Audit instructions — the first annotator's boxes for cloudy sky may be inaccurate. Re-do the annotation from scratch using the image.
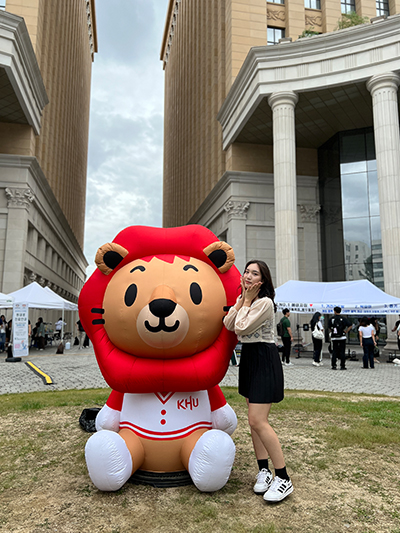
[84,0,168,276]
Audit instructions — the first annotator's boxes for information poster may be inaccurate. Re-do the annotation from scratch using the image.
[13,302,29,357]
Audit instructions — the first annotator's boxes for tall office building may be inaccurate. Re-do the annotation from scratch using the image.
[0,0,97,299]
[161,0,400,305]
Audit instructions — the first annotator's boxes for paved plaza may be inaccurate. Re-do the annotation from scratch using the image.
[0,344,399,397]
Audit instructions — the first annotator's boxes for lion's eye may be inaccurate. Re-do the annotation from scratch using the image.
[190,282,202,305]
[124,284,138,307]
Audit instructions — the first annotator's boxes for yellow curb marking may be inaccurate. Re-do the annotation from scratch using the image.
[26,362,53,385]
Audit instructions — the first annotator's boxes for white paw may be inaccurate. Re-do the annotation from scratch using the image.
[85,430,132,491]
[188,429,235,492]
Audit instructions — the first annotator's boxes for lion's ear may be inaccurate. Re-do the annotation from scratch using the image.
[95,243,129,275]
[203,241,235,273]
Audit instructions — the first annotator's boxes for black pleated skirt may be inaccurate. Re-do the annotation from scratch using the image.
[238,342,284,404]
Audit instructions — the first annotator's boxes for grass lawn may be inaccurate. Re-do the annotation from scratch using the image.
[1,388,399,533]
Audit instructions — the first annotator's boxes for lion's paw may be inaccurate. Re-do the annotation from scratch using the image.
[85,430,132,491]
[188,429,235,492]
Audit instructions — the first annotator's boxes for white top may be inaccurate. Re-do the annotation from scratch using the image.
[223,296,275,343]
[359,325,374,338]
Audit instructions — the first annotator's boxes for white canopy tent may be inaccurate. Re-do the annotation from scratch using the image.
[4,282,78,347]
[43,286,78,340]
[5,282,76,310]
[43,286,78,311]
[0,292,13,306]
[275,280,400,315]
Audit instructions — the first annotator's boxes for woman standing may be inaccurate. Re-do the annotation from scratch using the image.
[0,315,6,352]
[310,312,324,367]
[358,316,376,369]
[36,317,45,351]
[223,260,293,503]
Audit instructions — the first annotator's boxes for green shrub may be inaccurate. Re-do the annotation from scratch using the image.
[336,11,369,30]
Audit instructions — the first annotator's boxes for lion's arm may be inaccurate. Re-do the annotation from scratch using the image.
[95,390,123,432]
[208,386,237,436]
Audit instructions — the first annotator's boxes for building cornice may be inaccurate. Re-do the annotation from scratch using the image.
[188,172,319,226]
[188,171,274,225]
[0,155,88,272]
[218,14,400,150]
[86,0,98,60]
[0,11,49,134]
[160,0,181,68]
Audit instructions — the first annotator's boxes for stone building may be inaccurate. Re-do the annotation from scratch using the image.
[0,0,97,301]
[160,0,400,311]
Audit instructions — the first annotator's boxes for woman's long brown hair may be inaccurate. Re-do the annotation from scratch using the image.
[244,260,277,312]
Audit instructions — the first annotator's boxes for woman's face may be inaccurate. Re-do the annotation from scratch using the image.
[243,263,262,287]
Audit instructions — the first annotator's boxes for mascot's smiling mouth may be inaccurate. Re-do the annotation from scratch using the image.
[145,317,180,333]
[145,297,181,333]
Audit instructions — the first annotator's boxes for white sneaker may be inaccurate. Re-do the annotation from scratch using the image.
[392,358,400,365]
[263,476,294,502]
[312,362,320,367]
[319,361,324,366]
[253,468,273,494]
[285,362,294,366]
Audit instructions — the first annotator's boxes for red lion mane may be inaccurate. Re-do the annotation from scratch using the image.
[78,225,240,393]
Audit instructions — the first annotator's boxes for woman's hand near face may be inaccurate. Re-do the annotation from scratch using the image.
[233,277,246,311]
[243,281,262,306]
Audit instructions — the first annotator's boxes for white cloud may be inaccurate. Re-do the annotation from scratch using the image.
[84,0,167,278]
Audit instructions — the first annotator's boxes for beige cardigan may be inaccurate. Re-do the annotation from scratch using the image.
[223,296,275,343]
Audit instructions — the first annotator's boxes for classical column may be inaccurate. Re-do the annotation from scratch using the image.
[366,73,400,351]
[224,200,250,273]
[268,91,299,287]
[2,187,35,292]
[366,73,400,298]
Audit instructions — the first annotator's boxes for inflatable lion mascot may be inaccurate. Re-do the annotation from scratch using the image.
[78,225,240,492]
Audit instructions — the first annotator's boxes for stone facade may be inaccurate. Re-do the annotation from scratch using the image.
[161,2,400,349]
[0,1,97,298]
[161,2,400,294]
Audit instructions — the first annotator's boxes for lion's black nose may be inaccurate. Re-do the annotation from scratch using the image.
[149,299,177,318]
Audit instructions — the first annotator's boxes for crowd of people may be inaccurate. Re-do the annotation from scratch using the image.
[274,308,390,370]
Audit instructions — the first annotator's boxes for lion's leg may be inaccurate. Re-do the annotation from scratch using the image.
[181,429,236,492]
[85,429,144,492]
[119,428,145,471]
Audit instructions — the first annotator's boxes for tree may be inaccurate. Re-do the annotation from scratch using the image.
[298,27,320,39]
[336,11,369,30]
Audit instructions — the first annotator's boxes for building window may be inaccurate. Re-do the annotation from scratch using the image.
[376,0,389,15]
[341,0,355,13]
[319,128,384,290]
[304,0,321,9]
[267,27,285,45]
[0,1,5,10]
[268,0,284,4]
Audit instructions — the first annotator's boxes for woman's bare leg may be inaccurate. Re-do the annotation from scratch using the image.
[247,401,285,469]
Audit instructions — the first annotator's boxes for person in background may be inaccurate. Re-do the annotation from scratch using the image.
[55,317,66,340]
[370,317,380,364]
[223,260,293,503]
[6,319,12,357]
[76,319,85,349]
[359,316,376,369]
[392,315,400,353]
[0,314,6,352]
[36,317,45,351]
[310,312,324,367]
[328,307,352,370]
[28,320,32,347]
[281,309,293,366]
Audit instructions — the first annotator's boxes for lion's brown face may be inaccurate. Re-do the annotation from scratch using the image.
[102,256,227,359]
